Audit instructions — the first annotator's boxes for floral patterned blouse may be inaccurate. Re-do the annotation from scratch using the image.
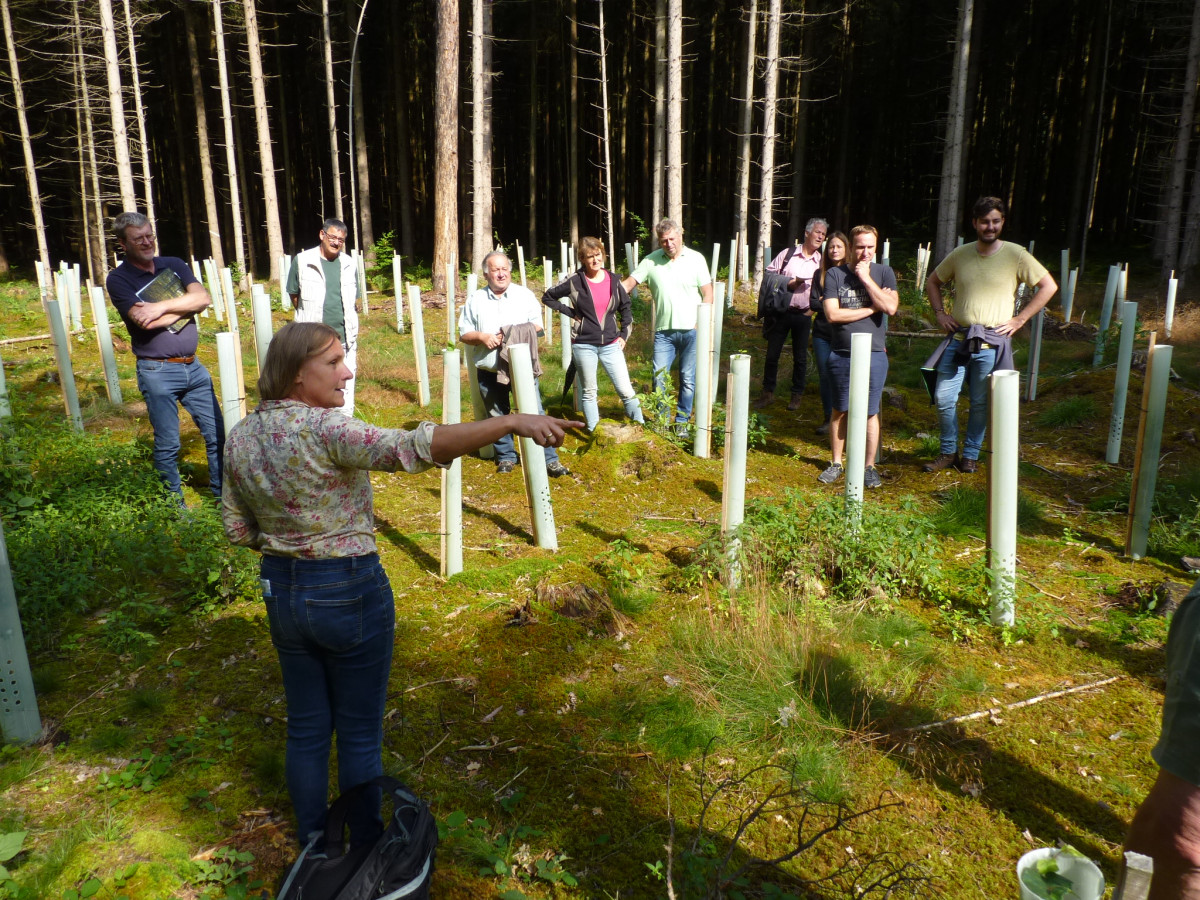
[222,400,445,558]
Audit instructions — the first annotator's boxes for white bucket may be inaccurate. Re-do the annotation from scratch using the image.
[1017,847,1105,900]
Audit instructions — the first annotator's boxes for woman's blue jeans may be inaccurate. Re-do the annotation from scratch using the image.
[261,553,395,847]
[572,341,644,429]
[812,333,834,421]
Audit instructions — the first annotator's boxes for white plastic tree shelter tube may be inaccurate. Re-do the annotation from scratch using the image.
[844,332,871,515]
[1062,268,1078,322]
[1093,264,1120,366]
[357,249,369,317]
[221,270,247,417]
[693,303,713,458]
[1026,309,1044,402]
[252,285,273,374]
[711,284,726,405]
[445,262,456,344]
[710,242,721,282]
[33,260,47,302]
[988,369,1020,626]
[463,345,493,459]
[0,351,10,418]
[516,243,527,287]
[1166,276,1178,339]
[89,286,122,404]
[1106,301,1138,465]
[560,241,568,276]
[406,284,430,407]
[203,260,226,322]
[44,300,83,431]
[392,256,404,333]
[1127,344,1173,559]
[632,240,639,269]
[215,331,244,431]
[0,516,43,744]
[625,243,634,274]
[67,265,82,330]
[726,238,736,306]
[440,349,463,578]
[508,343,558,550]
[721,354,751,589]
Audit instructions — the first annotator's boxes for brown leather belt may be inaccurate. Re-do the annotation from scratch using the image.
[143,355,196,364]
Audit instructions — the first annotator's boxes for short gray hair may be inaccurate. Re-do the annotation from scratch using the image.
[654,218,682,240]
[481,250,510,271]
[804,217,829,236]
[321,217,348,235]
[112,212,149,241]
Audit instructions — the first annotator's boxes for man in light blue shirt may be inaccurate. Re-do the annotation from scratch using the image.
[621,219,712,433]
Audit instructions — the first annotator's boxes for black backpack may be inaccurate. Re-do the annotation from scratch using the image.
[276,776,437,900]
[756,245,800,319]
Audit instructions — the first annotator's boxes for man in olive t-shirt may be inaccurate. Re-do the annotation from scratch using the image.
[924,196,1057,473]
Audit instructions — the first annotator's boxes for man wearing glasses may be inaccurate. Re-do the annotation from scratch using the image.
[286,218,361,415]
[106,211,224,504]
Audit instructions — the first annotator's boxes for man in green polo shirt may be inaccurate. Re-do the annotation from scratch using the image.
[621,219,712,435]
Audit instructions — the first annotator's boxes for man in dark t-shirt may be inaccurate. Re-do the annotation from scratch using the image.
[817,224,898,489]
[105,211,224,502]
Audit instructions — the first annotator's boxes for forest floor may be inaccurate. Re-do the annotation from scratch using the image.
[0,258,1198,900]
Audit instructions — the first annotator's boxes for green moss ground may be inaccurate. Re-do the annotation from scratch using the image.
[0,260,1197,898]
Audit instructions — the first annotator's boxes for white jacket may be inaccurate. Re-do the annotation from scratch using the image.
[292,246,359,349]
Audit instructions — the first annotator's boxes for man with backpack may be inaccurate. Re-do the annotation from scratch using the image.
[754,217,828,411]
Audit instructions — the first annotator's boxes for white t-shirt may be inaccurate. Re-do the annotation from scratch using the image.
[458,283,543,371]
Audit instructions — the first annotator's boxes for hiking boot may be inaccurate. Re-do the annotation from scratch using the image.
[752,391,775,410]
[673,422,690,440]
[546,460,570,478]
[923,453,958,473]
[817,463,843,484]
[787,393,803,411]
[496,460,516,474]
[958,457,979,474]
[815,420,831,436]
[863,467,883,489]
[1183,556,1200,573]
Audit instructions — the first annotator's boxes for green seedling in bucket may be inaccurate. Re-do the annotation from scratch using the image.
[1021,845,1086,900]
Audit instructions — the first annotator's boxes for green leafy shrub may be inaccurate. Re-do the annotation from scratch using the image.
[1,423,257,650]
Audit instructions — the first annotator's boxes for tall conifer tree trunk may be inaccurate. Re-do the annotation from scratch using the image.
[1161,0,1200,276]
[1,0,50,283]
[185,3,225,270]
[74,0,107,284]
[754,0,780,286]
[597,0,615,257]
[390,0,416,260]
[97,0,137,212]
[934,0,974,262]
[665,0,683,224]
[734,0,757,282]
[471,0,493,271]
[322,0,344,220]
[568,0,580,246]
[432,0,460,293]
[244,0,284,283]
[651,0,665,227]
[349,2,374,263]
[122,0,155,229]
[212,0,248,286]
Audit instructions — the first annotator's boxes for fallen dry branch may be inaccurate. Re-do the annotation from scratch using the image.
[893,675,1123,734]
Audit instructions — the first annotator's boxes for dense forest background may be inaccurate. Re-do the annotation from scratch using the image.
[2,0,1199,291]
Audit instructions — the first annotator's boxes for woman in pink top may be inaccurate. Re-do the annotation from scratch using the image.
[223,322,578,849]
[541,236,644,430]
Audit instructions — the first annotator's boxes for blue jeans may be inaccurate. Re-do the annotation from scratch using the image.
[812,333,834,421]
[652,329,697,423]
[934,341,997,461]
[572,342,644,430]
[475,369,561,466]
[134,357,224,499]
[261,553,395,847]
